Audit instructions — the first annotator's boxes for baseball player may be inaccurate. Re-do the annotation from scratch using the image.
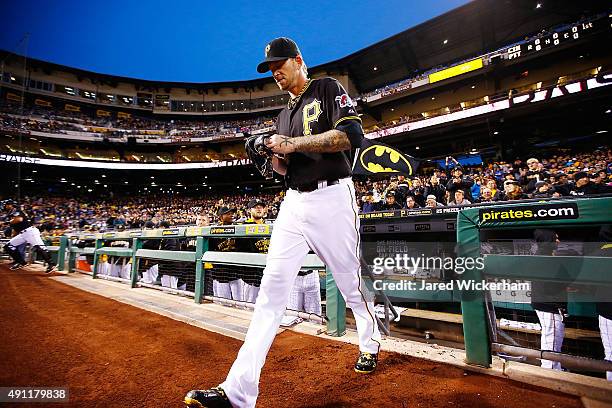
[531,229,566,370]
[185,37,381,408]
[3,201,56,273]
[594,225,612,381]
[140,220,160,284]
[211,207,243,301]
[241,199,269,303]
[158,220,187,291]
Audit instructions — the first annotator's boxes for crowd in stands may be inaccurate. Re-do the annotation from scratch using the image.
[354,147,612,211]
[0,102,275,140]
[2,147,611,238]
[1,193,283,237]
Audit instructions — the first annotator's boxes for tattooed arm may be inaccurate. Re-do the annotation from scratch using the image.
[264,130,350,155]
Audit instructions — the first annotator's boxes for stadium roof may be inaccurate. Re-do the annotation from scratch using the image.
[1,0,607,93]
[332,0,610,92]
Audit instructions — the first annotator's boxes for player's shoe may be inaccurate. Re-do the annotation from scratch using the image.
[45,264,57,274]
[184,387,232,408]
[354,352,378,374]
[9,262,26,270]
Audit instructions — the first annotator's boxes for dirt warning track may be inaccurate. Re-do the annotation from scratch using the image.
[0,265,582,408]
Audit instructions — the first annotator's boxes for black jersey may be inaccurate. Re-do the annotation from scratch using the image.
[209,233,240,284]
[276,77,362,188]
[243,220,270,254]
[11,209,32,233]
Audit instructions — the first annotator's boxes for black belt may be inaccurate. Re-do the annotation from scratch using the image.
[298,270,316,276]
[293,178,340,193]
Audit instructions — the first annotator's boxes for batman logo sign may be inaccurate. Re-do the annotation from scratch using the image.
[359,145,414,175]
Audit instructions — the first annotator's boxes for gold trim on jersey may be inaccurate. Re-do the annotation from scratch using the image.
[333,115,362,128]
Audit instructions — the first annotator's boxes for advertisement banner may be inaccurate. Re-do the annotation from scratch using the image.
[429,58,483,83]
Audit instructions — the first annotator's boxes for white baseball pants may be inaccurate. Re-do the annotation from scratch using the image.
[8,226,45,247]
[141,264,159,284]
[536,310,565,370]
[220,178,381,408]
[287,270,322,315]
[161,275,187,291]
[599,315,612,381]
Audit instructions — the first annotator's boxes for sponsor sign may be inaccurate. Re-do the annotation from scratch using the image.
[479,203,579,224]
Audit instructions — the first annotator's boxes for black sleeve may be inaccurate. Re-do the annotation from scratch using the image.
[322,78,363,149]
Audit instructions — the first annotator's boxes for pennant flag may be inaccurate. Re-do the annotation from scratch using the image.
[352,138,420,177]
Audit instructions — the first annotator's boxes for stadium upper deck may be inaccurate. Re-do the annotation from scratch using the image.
[0,0,610,166]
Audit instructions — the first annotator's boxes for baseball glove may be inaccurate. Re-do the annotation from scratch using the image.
[245,134,273,179]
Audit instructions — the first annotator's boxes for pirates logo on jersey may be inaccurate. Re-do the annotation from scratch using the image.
[353,138,420,176]
[302,99,322,136]
[335,93,353,108]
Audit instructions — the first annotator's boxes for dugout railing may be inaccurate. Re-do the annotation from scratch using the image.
[456,196,612,376]
[58,225,350,333]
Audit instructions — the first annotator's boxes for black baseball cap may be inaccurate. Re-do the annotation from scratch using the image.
[247,198,265,209]
[218,206,235,216]
[257,37,301,73]
[574,171,589,181]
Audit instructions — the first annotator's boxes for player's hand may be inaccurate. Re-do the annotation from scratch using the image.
[265,134,296,154]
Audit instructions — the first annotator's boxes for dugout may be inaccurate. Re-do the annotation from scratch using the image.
[457,196,612,377]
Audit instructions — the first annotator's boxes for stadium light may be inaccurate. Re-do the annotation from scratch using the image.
[431,97,435,100]
[493,131,499,135]
[596,130,608,134]
[373,67,378,71]
[606,109,611,114]
[471,85,475,89]
[535,3,542,9]
[443,39,448,45]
